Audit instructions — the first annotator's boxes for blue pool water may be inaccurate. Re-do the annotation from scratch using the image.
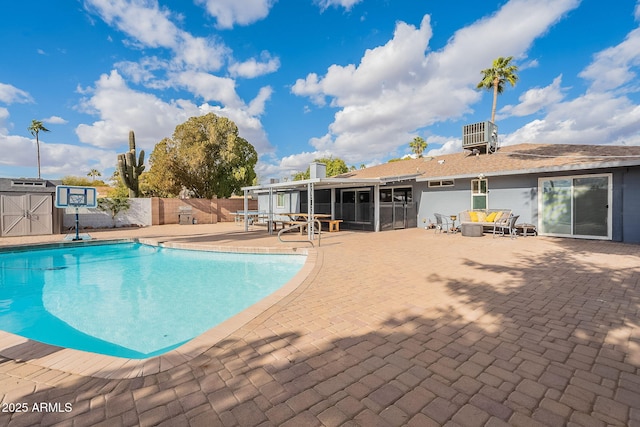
[0,242,305,359]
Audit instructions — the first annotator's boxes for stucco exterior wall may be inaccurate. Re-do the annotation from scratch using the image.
[63,198,152,229]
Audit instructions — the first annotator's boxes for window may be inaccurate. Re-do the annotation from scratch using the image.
[428,179,455,187]
[276,193,286,208]
[11,180,46,187]
[471,179,487,209]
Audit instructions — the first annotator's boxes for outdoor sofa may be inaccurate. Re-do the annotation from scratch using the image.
[458,209,513,231]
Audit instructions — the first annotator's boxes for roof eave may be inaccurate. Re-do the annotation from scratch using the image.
[242,177,382,192]
[415,159,640,182]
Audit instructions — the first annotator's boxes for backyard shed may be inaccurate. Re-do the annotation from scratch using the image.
[0,178,63,237]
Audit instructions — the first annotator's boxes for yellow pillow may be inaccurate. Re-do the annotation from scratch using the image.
[486,212,497,222]
[493,211,503,222]
[469,211,478,222]
[476,212,487,222]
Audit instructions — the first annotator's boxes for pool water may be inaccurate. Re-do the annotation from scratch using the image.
[0,242,305,359]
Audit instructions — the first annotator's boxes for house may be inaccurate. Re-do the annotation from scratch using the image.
[245,142,640,243]
[0,178,64,237]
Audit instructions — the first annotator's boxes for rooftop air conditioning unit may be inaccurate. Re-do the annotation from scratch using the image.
[462,121,498,154]
[309,162,326,179]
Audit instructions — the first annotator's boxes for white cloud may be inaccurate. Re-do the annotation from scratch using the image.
[43,116,68,125]
[248,86,273,116]
[114,57,167,86]
[502,92,640,146]
[173,71,243,107]
[84,0,180,48]
[0,130,115,177]
[499,8,640,148]
[498,75,566,118]
[315,0,363,12]
[578,27,640,92]
[0,83,33,104]
[75,70,273,155]
[229,52,281,78]
[195,0,275,29]
[84,0,227,72]
[76,70,200,149]
[290,0,580,163]
[174,33,228,71]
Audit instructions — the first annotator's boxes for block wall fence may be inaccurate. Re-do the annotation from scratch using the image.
[63,197,258,230]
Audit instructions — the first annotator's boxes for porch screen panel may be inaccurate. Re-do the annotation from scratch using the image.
[357,191,371,223]
[341,191,356,221]
[573,176,608,237]
[540,179,571,235]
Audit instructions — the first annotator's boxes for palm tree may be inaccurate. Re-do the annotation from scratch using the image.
[409,136,427,158]
[88,168,102,182]
[27,119,50,179]
[477,56,518,123]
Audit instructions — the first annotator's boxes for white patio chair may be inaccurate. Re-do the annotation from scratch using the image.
[434,213,452,234]
[493,214,519,238]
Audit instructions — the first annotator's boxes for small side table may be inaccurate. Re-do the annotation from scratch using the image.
[515,223,537,237]
[449,215,458,234]
[461,223,483,237]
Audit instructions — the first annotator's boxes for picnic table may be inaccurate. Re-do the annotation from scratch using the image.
[281,213,343,232]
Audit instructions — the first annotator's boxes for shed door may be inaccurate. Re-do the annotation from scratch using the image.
[1,194,53,236]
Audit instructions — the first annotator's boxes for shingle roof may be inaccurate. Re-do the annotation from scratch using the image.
[337,143,640,181]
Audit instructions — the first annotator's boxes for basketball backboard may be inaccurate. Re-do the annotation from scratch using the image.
[55,185,98,208]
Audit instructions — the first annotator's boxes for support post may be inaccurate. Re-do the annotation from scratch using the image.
[74,208,80,241]
[374,184,381,232]
[268,187,273,235]
[243,189,249,231]
[307,182,314,240]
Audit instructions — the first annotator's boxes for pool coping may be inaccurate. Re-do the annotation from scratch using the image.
[0,238,316,379]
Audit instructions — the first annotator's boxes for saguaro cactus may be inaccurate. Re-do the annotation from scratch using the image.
[117,130,145,197]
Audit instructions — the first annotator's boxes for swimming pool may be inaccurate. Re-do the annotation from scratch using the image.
[0,242,306,359]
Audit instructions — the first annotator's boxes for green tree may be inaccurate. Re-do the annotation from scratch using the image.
[292,157,349,181]
[87,168,102,182]
[476,56,519,123]
[409,136,427,157]
[97,197,131,228]
[146,113,257,198]
[27,119,50,179]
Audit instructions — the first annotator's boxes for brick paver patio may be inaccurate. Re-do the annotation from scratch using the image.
[0,223,638,426]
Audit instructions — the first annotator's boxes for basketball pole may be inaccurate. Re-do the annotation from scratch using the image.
[74,207,80,241]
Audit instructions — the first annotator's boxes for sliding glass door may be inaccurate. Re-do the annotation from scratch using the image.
[538,174,611,239]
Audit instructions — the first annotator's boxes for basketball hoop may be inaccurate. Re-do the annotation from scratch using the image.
[55,186,98,241]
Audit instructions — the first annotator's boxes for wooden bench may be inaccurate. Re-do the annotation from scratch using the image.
[288,220,308,234]
[270,220,290,231]
[319,219,343,232]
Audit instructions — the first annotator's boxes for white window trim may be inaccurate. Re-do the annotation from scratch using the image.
[470,178,488,209]
[428,179,455,188]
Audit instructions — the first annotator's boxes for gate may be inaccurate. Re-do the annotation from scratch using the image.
[1,194,53,236]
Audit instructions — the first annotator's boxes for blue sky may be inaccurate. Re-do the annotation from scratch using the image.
[1,0,640,183]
